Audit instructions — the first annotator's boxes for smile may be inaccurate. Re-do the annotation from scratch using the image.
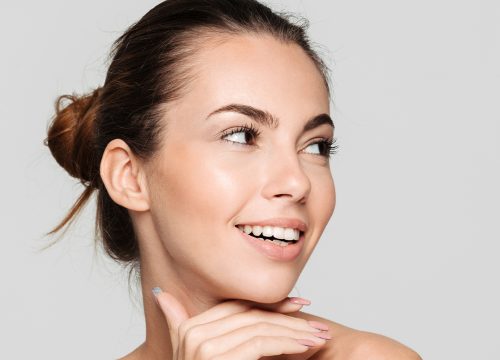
[236,224,305,261]
[236,224,300,245]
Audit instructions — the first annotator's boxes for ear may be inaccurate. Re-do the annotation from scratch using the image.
[100,139,150,211]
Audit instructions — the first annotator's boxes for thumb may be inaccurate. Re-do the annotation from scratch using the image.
[152,287,190,350]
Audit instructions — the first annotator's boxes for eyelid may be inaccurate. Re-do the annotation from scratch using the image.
[219,124,339,157]
[302,137,339,158]
[218,123,261,145]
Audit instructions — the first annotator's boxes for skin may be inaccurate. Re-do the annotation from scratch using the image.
[100,33,421,359]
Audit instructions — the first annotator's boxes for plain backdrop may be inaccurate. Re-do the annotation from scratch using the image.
[1,0,499,359]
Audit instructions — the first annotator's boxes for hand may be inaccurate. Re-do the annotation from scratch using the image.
[153,288,332,359]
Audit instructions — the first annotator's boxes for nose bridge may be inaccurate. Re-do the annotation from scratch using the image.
[260,143,311,202]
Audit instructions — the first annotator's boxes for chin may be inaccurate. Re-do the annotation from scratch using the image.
[228,276,297,304]
[208,254,301,304]
[249,292,293,304]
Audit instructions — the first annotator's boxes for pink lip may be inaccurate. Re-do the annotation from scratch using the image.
[236,227,305,261]
[236,218,308,233]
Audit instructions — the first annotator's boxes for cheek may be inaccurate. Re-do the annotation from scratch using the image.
[311,169,336,225]
[327,174,336,213]
[149,144,252,231]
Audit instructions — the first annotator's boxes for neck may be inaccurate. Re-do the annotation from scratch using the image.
[126,211,221,359]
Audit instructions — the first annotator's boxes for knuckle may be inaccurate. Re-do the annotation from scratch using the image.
[248,307,271,321]
[247,307,261,316]
[251,335,267,349]
[255,321,273,332]
[299,318,310,328]
[178,322,189,338]
[196,339,216,358]
[184,324,203,345]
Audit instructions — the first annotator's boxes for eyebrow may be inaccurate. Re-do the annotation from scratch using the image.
[205,103,334,132]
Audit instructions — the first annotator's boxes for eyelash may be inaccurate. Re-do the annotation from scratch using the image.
[219,124,339,158]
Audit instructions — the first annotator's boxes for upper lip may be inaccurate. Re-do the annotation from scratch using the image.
[236,218,308,233]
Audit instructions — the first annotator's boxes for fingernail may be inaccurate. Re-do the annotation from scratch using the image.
[152,286,162,297]
[289,297,311,305]
[297,339,317,347]
[313,332,332,340]
[308,320,329,331]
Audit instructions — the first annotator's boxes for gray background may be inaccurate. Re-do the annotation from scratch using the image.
[1,0,499,359]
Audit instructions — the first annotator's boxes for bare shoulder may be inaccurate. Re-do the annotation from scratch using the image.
[291,311,422,360]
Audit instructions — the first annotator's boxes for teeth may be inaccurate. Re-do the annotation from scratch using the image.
[262,226,273,237]
[252,225,263,236]
[237,224,301,241]
[266,239,289,246]
[284,228,295,241]
[272,227,284,239]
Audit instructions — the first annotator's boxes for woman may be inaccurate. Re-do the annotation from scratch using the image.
[45,0,421,359]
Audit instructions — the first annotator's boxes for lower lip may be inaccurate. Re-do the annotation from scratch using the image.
[237,228,304,261]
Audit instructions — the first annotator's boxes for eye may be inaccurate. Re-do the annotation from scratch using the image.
[220,126,339,158]
[220,124,260,146]
[303,137,339,158]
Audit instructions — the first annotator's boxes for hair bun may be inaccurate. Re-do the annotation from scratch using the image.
[44,88,101,187]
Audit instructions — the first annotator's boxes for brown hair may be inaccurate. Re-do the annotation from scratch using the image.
[44,0,331,269]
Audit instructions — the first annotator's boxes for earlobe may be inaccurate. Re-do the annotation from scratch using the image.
[99,139,150,211]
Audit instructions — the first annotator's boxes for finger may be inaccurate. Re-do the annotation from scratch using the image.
[242,296,311,314]
[184,296,307,333]
[216,307,326,334]
[173,296,310,359]
[193,321,327,359]
[152,290,317,359]
[213,336,314,360]
[181,308,330,358]
[183,306,325,350]
[153,287,189,352]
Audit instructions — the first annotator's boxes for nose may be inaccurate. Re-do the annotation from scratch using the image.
[260,149,312,204]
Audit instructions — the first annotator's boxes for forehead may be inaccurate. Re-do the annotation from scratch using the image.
[177,32,329,117]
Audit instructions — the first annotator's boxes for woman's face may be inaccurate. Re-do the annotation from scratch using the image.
[145,33,335,303]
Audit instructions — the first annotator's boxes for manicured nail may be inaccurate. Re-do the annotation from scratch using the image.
[289,297,311,305]
[313,332,332,340]
[308,320,329,331]
[152,286,162,297]
[297,339,317,347]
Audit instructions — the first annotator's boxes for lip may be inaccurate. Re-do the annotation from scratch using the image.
[236,218,308,233]
[236,226,305,261]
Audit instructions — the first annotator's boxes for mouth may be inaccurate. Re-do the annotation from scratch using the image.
[235,223,303,246]
[235,224,306,261]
